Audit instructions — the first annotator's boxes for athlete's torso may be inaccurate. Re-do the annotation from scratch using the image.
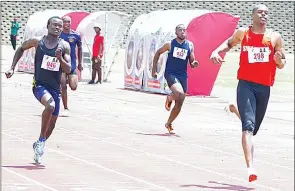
[59,30,81,66]
[34,36,63,91]
[238,26,276,86]
[165,39,191,77]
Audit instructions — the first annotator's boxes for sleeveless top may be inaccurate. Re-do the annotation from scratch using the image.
[33,36,64,91]
[165,39,191,77]
[237,26,276,86]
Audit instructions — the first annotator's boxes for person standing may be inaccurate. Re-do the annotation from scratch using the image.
[88,23,104,84]
[10,17,20,50]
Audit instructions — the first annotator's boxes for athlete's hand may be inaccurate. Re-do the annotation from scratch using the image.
[190,60,199,68]
[5,69,14,78]
[210,51,224,64]
[274,50,283,65]
[77,64,83,71]
[56,48,63,60]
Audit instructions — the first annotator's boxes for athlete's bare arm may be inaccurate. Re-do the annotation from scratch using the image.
[210,27,246,64]
[216,27,246,53]
[189,42,199,68]
[273,32,286,69]
[152,42,170,76]
[11,38,39,71]
[5,38,39,78]
[57,40,71,74]
[77,35,83,68]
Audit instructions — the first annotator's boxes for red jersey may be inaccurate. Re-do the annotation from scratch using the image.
[237,26,277,86]
[92,34,104,58]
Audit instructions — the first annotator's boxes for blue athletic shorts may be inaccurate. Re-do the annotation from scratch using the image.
[164,73,188,93]
[32,84,61,116]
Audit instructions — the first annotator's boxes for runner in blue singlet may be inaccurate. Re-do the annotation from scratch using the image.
[152,24,199,134]
[59,16,83,117]
[5,16,72,164]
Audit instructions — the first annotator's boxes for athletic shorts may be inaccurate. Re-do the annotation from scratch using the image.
[164,73,188,93]
[236,80,270,136]
[32,84,61,116]
[63,68,77,75]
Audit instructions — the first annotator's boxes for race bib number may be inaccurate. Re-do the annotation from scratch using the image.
[248,47,270,63]
[41,55,60,71]
[173,47,188,60]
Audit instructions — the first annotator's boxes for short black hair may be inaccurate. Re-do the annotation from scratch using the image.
[175,24,185,30]
[252,4,268,14]
[47,16,62,27]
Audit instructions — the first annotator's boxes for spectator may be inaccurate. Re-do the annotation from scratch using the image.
[10,17,20,50]
[88,23,104,84]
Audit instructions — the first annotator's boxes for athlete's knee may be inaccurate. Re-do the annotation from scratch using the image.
[174,91,185,100]
[242,120,255,134]
[70,86,77,91]
[174,98,185,109]
[69,82,77,91]
[45,97,55,112]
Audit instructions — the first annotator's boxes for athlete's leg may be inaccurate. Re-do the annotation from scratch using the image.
[164,74,183,111]
[164,74,186,133]
[61,72,71,117]
[68,69,78,91]
[33,86,56,139]
[61,69,77,117]
[46,90,61,139]
[166,83,186,125]
[236,80,257,182]
[253,86,270,136]
[32,85,56,163]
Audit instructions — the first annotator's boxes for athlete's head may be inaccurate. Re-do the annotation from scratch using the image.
[47,16,63,37]
[175,24,186,40]
[62,16,71,31]
[93,23,101,34]
[251,4,269,26]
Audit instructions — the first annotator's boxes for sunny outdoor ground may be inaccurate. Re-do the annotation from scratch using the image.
[2,45,294,191]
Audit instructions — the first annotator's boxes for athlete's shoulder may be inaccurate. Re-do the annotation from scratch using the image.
[270,29,281,37]
[187,40,194,49]
[235,27,248,35]
[70,30,81,37]
[32,36,43,42]
[186,40,193,45]
[59,38,71,51]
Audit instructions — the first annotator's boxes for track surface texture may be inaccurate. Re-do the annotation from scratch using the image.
[2,45,294,191]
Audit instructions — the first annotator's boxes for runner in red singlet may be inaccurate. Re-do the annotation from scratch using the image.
[210,4,286,182]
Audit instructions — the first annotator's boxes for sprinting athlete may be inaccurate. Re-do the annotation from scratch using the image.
[210,4,286,182]
[5,16,71,164]
[59,16,83,117]
[152,24,199,134]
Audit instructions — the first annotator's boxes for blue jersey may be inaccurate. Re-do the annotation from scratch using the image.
[33,37,64,91]
[165,39,191,77]
[59,30,81,68]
